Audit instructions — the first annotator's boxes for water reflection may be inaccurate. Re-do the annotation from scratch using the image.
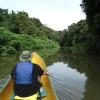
[46,51,100,100]
[48,62,86,100]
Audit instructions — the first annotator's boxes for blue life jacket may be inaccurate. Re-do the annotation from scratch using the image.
[16,61,33,84]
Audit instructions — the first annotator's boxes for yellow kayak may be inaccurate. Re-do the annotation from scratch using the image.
[0,52,58,100]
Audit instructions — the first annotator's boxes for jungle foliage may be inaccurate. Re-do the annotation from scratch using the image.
[0,27,59,55]
[0,8,59,42]
[0,8,60,55]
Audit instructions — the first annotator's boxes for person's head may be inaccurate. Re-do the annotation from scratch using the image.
[19,51,32,61]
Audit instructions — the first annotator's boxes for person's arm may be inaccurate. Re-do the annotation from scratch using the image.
[11,65,17,80]
[36,64,44,76]
[32,63,49,77]
[36,64,49,76]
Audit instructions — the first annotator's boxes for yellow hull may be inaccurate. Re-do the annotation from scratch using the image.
[31,52,57,100]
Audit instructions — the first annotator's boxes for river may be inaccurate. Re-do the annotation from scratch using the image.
[46,51,100,100]
[0,50,100,100]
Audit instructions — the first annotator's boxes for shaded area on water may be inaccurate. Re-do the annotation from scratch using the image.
[0,56,19,79]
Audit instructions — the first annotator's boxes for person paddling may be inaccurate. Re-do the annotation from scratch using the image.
[11,51,46,98]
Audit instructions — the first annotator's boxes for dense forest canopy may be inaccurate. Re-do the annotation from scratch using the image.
[0,8,60,55]
[0,8,60,41]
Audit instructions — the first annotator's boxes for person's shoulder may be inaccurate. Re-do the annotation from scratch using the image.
[32,63,40,67]
[33,63,43,69]
[16,61,23,64]
[16,61,26,66]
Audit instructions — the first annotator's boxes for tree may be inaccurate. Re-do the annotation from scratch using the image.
[60,20,89,52]
[8,10,20,34]
[81,0,100,52]
[0,8,9,27]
